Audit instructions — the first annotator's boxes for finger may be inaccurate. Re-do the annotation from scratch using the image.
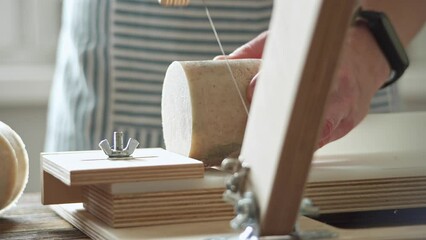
[229,31,268,59]
[247,73,259,103]
[213,55,226,60]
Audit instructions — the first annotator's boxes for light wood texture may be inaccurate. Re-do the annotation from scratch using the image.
[52,203,426,240]
[52,204,237,240]
[240,0,356,235]
[41,148,204,205]
[83,187,233,228]
[80,169,234,228]
[41,148,204,186]
[307,112,426,213]
[306,176,426,213]
[162,60,260,166]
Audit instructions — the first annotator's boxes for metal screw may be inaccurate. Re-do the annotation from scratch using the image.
[114,132,124,151]
[99,131,139,158]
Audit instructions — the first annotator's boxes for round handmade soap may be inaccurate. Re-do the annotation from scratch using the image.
[0,121,29,214]
[162,59,260,166]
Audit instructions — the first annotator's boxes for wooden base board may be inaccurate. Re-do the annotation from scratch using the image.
[52,203,426,240]
[52,204,237,240]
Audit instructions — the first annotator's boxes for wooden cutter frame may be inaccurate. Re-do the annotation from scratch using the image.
[241,0,356,235]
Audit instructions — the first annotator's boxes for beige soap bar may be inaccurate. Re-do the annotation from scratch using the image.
[162,59,260,166]
[0,121,29,214]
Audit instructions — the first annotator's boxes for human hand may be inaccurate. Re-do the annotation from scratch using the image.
[318,23,390,147]
[214,31,267,102]
[216,24,390,148]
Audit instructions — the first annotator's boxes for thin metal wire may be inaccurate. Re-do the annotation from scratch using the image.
[202,0,249,116]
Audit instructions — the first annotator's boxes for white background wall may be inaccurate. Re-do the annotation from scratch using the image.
[0,1,425,193]
[0,0,60,192]
[399,26,426,111]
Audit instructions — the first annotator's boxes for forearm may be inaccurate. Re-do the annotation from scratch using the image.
[361,0,426,47]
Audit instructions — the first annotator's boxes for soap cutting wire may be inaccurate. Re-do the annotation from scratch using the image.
[202,0,249,116]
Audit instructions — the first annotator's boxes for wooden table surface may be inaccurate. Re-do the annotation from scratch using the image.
[0,193,89,239]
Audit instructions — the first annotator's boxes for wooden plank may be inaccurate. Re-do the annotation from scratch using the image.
[241,0,356,235]
[302,112,426,214]
[52,203,426,240]
[52,203,237,240]
[41,148,204,186]
[82,183,233,228]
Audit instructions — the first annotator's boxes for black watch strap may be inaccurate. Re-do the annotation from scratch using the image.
[356,8,409,89]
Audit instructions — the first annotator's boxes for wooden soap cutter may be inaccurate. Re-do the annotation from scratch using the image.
[41,0,426,239]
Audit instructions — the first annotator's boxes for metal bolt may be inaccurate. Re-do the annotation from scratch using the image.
[114,132,124,151]
[99,131,139,158]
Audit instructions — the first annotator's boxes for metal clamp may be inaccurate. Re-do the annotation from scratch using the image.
[219,157,337,240]
[221,157,260,239]
[99,131,139,158]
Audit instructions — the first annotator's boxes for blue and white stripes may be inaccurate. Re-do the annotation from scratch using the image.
[46,0,273,151]
[109,0,273,148]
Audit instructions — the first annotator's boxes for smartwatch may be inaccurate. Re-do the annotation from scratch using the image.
[355,8,409,89]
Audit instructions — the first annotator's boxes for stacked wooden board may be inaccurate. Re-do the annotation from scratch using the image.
[81,169,233,228]
[306,176,426,214]
[306,112,426,214]
[52,203,238,240]
[51,203,426,240]
[41,148,234,228]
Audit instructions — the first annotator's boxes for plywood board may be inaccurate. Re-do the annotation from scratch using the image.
[52,204,426,240]
[241,0,356,235]
[73,168,234,228]
[82,186,233,228]
[304,112,426,213]
[52,204,237,240]
[41,148,204,186]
